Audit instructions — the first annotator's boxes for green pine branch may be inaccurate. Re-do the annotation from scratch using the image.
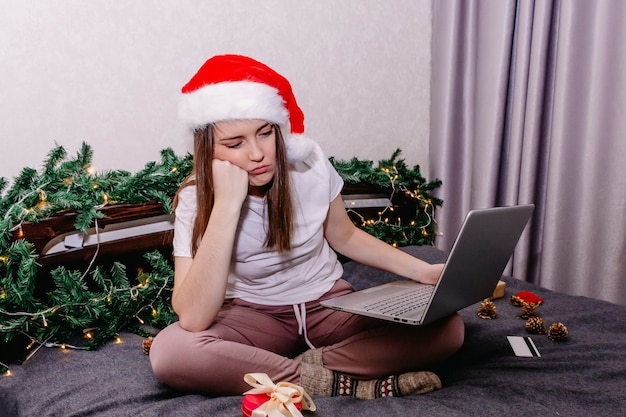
[330,149,442,246]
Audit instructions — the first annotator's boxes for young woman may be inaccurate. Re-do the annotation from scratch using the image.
[149,54,464,399]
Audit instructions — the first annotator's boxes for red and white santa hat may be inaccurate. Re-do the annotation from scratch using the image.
[179,54,315,162]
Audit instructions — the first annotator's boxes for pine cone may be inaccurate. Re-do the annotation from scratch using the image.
[517,302,540,319]
[142,336,154,355]
[548,322,568,342]
[477,299,497,319]
[510,295,524,306]
[525,317,546,334]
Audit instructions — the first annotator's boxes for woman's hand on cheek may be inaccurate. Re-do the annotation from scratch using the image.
[212,159,249,208]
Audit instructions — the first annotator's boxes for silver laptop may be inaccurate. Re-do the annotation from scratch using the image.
[321,204,534,325]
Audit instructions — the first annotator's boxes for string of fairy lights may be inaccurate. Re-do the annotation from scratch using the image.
[344,165,438,246]
[332,150,443,248]
[1,200,176,376]
[0,144,442,376]
[0,142,187,376]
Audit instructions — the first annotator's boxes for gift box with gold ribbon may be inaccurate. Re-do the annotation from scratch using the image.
[242,373,316,417]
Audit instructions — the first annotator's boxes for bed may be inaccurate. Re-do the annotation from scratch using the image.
[1,245,625,417]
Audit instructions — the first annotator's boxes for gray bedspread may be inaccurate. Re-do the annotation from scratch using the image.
[1,246,625,416]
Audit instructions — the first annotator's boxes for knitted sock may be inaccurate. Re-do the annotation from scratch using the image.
[353,372,442,398]
[296,348,334,396]
[296,349,442,399]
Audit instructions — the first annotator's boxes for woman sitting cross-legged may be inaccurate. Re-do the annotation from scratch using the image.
[149,54,464,399]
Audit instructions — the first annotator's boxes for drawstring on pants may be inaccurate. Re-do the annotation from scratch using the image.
[293,303,316,349]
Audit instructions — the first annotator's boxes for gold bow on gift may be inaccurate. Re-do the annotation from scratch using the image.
[243,373,316,417]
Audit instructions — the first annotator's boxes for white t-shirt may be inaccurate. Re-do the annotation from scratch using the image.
[173,144,345,305]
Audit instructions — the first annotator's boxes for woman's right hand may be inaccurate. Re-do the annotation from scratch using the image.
[172,159,249,332]
[211,159,249,207]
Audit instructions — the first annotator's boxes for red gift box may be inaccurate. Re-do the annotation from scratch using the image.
[242,393,303,417]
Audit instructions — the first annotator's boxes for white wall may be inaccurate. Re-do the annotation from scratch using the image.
[0,0,431,182]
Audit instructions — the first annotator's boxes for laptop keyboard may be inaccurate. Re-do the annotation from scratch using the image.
[360,286,433,316]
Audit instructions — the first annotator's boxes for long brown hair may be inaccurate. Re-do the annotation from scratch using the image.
[175,123,294,256]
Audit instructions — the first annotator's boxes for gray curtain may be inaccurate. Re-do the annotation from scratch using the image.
[430,0,626,305]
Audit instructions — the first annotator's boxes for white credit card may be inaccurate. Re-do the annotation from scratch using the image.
[507,336,541,357]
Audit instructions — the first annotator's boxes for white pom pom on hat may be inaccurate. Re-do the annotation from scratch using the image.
[179,54,315,162]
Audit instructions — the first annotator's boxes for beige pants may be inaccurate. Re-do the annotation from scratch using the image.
[149,279,464,395]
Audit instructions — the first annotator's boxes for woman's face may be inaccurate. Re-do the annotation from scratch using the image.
[212,119,277,195]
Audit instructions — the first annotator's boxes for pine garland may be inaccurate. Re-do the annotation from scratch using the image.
[0,143,441,373]
[0,142,191,372]
[330,149,442,246]
[0,142,193,231]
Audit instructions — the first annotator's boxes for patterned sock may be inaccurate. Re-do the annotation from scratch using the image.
[296,349,442,399]
[353,372,442,398]
[299,362,335,397]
